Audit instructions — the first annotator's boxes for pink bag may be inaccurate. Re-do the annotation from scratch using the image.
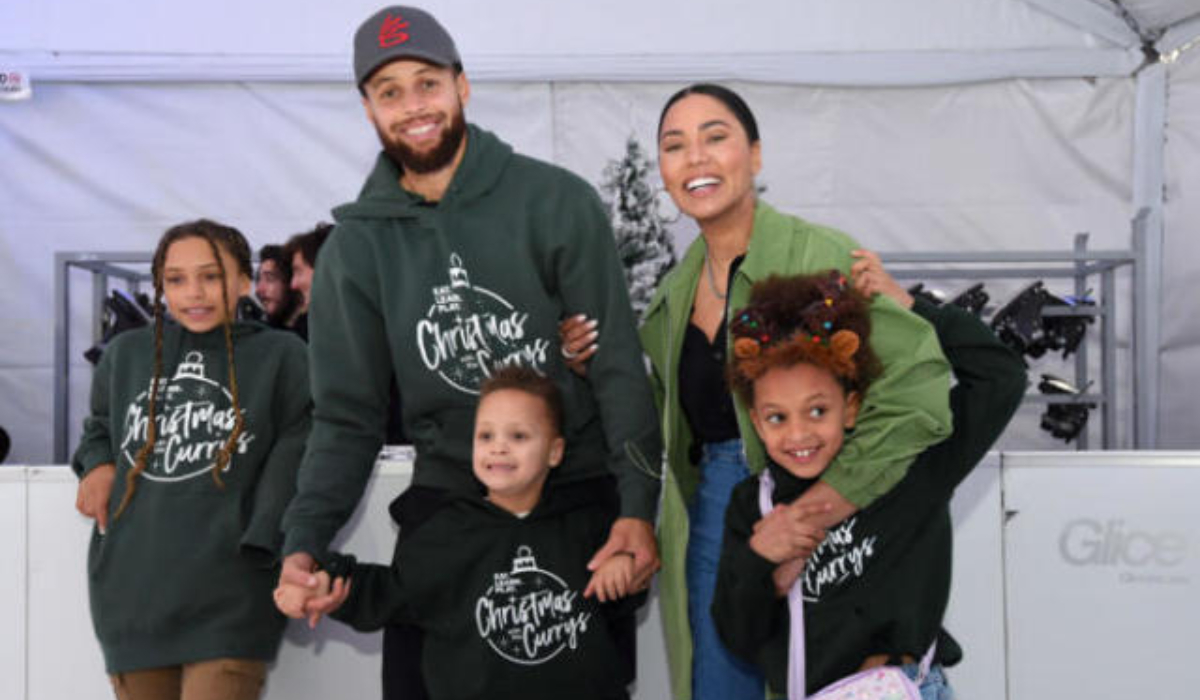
[758,471,928,700]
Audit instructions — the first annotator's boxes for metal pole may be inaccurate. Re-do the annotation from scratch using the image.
[1101,265,1118,448]
[1131,62,1166,448]
[1072,234,1089,450]
[53,254,70,463]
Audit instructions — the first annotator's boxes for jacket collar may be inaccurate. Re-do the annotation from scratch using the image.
[642,198,783,323]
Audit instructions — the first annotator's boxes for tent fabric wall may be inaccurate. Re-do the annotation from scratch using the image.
[0,75,1143,461]
[2,0,1200,464]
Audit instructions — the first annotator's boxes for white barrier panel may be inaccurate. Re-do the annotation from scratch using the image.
[20,453,1196,699]
[0,468,27,700]
[8,458,1005,700]
[944,454,1007,700]
[1003,452,1200,699]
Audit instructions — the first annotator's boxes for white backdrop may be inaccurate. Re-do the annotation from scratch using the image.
[3,0,1198,463]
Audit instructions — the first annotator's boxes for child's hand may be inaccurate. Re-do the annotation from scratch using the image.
[772,557,807,597]
[303,575,353,628]
[749,502,828,564]
[76,463,116,534]
[585,553,634,603]
[274,570,331,620]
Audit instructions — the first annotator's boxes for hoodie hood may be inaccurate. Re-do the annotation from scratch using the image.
[333,123,513,221]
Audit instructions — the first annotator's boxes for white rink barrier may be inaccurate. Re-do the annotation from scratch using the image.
[2,452,1195,700]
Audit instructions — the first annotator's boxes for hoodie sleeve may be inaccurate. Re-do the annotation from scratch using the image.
[331,559,414,632]
[907,298,1026,497]
[240,335,312,565]
[281,227,392,557]
[550,180,663,522]
[72,338,118,478]
[819,287,954,508]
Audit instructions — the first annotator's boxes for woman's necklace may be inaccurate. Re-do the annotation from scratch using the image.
[705,249,728,300]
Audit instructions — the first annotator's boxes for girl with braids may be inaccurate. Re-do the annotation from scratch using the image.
[72,219,311,700]
[711,266,1026,700]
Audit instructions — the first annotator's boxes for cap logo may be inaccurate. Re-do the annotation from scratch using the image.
[378,14,411,48]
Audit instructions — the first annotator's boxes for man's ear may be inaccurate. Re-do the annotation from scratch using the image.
[456,72,471,108]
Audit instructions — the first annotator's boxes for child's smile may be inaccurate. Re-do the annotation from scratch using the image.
[749,363,860,480]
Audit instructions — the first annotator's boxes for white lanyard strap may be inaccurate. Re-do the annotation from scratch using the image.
[758,470,809,700]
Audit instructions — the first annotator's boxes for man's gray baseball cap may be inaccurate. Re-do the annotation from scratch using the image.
[354,6,462,87]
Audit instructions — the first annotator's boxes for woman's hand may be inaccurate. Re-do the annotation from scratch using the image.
[76,463,116,534]
[851,250,913,309]
[558,314,599,377]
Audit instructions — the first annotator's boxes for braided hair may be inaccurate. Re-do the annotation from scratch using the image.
[113,219,252,520]
[727,270,882,406]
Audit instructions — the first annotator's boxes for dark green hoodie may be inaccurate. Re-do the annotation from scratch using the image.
[282,125,662,558]
[73,321,311,672]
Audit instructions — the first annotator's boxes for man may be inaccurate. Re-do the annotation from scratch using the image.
[255,244,303,329]
[279,6,662,698]
[282,223,333,340]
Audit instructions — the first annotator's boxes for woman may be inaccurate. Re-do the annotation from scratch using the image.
[564,84,953,700]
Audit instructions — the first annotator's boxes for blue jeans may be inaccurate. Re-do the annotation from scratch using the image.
[686,440,765,700]
[902,664,955,700]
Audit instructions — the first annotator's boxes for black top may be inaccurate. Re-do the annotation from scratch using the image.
[330,475,642,700]
[678,256,744,448]
[712,299,1027,693]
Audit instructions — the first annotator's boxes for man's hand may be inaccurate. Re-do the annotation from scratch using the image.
[279,552,329,628]
[274,570,331,619]
[749,501,829,564]
[585,517,659,598]
[76,463,116,534]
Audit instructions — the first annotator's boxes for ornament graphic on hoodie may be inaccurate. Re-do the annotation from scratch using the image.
[474,545,593,665]
[119,350,255,481]
[417,253,552,394]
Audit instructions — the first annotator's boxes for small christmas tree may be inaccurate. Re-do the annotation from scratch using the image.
[600,136,677,317]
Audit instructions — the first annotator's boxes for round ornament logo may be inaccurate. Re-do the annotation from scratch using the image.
[416,254,551,394]
[119,351,253,481]
[474,546,592,665]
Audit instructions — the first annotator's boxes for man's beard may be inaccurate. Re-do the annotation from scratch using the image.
[377,106,467,175]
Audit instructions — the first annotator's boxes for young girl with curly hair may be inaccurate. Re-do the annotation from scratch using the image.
[713,266,1025,700]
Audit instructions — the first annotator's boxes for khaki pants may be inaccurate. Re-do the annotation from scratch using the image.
[110,658,267,700]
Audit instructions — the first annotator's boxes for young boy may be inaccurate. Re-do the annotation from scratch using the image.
[276,365,642,700]
[712,267,1026,699]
